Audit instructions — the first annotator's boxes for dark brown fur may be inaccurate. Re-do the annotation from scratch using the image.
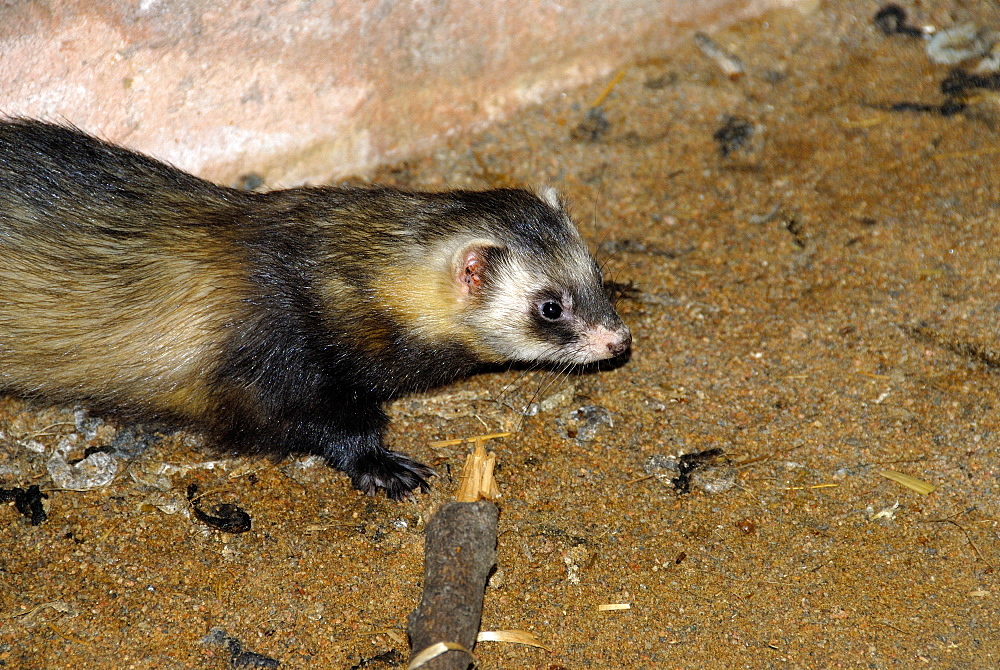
[0,120,630,498]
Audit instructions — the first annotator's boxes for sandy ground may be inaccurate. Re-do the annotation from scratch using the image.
[2,1,999,668]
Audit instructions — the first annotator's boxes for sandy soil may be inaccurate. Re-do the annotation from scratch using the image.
[2,1,999,668]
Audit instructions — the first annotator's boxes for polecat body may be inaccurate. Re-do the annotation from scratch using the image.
[0,119,631,498]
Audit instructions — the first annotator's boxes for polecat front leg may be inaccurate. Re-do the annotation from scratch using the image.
[306,403,435,500]
[261,401,434,500]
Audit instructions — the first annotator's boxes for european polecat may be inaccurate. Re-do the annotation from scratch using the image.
[0,119,631,499]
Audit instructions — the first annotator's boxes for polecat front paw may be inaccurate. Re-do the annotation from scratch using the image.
[345,449,435,500]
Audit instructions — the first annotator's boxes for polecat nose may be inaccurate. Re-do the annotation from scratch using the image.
[588,324,631,359]
[607,326,632,356]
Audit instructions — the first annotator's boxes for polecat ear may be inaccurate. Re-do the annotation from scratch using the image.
[456,243,505,297]
[538,186,563,211]
[457,246,488,296]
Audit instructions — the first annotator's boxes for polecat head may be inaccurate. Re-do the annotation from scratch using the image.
[449,188,632,366]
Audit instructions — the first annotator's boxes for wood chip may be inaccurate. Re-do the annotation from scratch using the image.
[878,470,936,495]
[407,641,474,670]
[597,603,632,611]
[477,629,550,650]
[455,442,501,502]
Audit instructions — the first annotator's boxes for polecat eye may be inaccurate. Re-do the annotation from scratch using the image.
[539,300,563,320]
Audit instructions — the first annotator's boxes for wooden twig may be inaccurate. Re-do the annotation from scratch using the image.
[407,444,500,670]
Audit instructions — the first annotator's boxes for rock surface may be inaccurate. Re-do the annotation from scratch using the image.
[0,0,794,185]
